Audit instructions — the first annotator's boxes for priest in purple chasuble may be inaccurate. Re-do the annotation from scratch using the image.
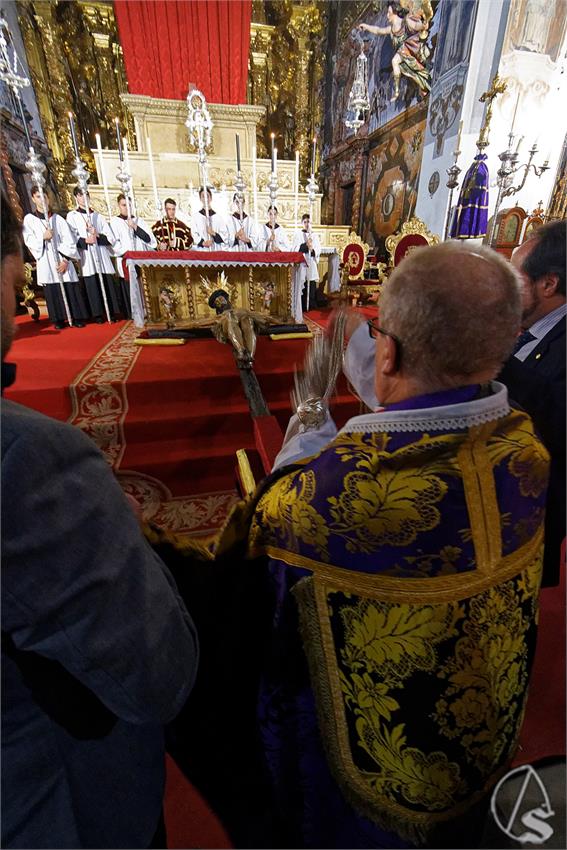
[240,242,549,848]
[151,197,193,251]
[149,243,548,849]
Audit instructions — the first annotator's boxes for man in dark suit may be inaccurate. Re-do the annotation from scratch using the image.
[499,219,566,586]
[1,191,199,849]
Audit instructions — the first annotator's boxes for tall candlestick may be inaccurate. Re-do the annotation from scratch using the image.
[123,136,130,174]
[146,136,160,212]
[115,117,123,161]
[273,147,277,177]
[456,120,463,152]
[236,133,241,172]
[270,132,275,173]
[251,143,258,221]
[95,133,112,218]
[510,90,520,135]
[15,95,32,150]
[294,150,299,230]
[68,112,79,158]
[311,135,317,176]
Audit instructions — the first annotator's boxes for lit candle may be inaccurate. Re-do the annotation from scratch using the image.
[236,133,241,173]
[294,150,299,230]
[68,112,79,158]
[146,136,160,212]
[510,91,520,135]
[271,132,275,173]
[251,143,258,221]
[115,117,123,161]
[456,120,463,152]
[95,133,112,218]
[273,146,277,177]
[311,135,317,176]
[123,136,130,174]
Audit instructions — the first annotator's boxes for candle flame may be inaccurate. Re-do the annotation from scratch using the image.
[270,132,275,139]
[68,111,73,119]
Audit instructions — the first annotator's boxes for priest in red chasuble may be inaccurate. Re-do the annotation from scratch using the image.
[152,198,193,251]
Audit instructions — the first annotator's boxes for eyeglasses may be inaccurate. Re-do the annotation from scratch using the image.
[367,319,402,368]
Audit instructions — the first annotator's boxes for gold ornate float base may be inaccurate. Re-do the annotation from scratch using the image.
[139,262,294,329]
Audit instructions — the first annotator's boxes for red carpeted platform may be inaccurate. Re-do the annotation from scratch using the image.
[4,312,360,531]
[5,315,128,421]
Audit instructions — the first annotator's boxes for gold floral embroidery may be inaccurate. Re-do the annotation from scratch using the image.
[328,466,448,552]
[336,598,467,809]
[252,468,330,557]
[432,562,540,774]
[487,411,550,498]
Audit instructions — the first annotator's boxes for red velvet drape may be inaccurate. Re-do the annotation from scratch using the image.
[113,0,251,104]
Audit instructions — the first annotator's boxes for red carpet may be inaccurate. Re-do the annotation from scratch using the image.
[164,756,232,849]
[5,315,128,421]
[4,312,361,533]
[514,559,566,766]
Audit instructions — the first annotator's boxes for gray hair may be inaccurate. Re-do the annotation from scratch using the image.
[379,241,522,388]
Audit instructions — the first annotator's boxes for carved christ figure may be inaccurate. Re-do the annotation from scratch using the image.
[190,288,279,368]
[359,2,431,102]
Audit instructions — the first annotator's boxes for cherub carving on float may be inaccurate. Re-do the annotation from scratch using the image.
[159,285,178,329]
[359,0,432,102]
[262,281,275,313]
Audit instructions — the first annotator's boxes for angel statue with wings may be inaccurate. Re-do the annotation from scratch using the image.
[359,0,433,102]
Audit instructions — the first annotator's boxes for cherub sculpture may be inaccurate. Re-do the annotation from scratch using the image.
[262,281,275,312]
[159,285,178,328]
[359,1,432,102]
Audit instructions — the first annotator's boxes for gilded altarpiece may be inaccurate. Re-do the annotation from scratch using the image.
[16,0,132,197]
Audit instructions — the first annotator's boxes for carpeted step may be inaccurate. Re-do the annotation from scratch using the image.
[121,438,254,495]
[123,409,255,442]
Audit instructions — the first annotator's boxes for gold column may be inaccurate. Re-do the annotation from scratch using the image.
[249,23,275,109]
[77,2,134,147]
[289,3,322,181]
[17,0,76,187]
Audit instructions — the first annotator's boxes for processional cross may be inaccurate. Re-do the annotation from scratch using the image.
[477,73,507,149]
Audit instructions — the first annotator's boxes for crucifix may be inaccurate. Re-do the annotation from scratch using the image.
[477,73,507,149]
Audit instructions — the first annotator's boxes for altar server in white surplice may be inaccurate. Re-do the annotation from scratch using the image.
[263,205,291,252]
[226,194,262,251]
[293,213,322,311]
[191,187,230,250]
[67,186,123,322]
[111,194,157,316]
[23,186,89,330]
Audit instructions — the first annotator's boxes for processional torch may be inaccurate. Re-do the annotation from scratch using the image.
[0,15,73,327]
[234,132,247,252]
[115,118,137,252]
[186,87,214,250]
[68,112,112,323]
[304,137,319,311]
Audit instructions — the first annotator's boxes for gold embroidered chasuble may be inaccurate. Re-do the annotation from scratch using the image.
[247,387,550,843]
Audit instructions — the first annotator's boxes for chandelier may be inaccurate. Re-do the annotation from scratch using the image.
[345,45,370,134]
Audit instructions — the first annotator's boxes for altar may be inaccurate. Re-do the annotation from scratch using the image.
[124,250,308,329]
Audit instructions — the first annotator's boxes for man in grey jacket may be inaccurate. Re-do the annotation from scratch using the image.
[1,190,199,849]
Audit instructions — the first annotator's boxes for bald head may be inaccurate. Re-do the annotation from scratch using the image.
[379,242,522,392]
